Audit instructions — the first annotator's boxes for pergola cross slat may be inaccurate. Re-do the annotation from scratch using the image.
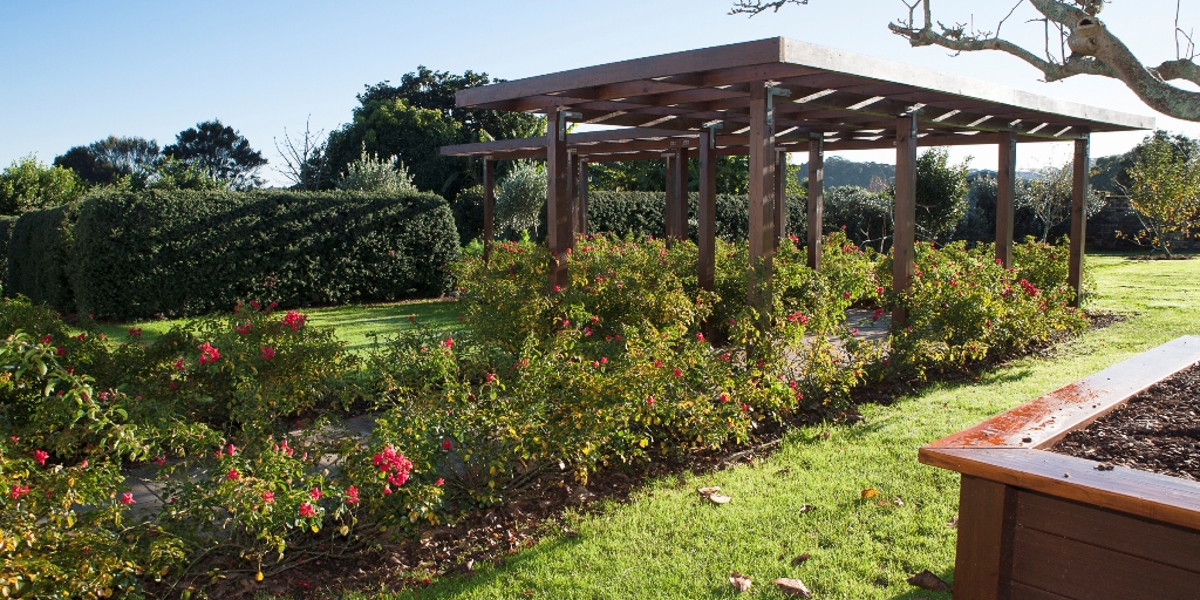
[441,37,1153,315]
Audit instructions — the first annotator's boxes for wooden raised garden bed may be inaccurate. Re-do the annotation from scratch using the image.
[920,336,1200,600]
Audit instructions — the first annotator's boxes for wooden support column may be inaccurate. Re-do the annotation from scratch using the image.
[892,113,918,325]
[996,131,1018,268]
[951,476,1017,600]
[698,130,717,291]
[664,152,678,240]
[1069,134,1090,307]
[567,150,578,238]
[807,137,824,271]
[483,157,495,262]
[577,158,589,236]
[748,83,777,309]
[665,148,688,241]
[546,107,571,290]
[775,149,788,248]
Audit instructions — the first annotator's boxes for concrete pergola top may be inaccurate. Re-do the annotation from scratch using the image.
[442,37,1153,160]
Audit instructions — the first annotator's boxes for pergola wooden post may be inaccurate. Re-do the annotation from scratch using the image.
[893,113,919,325]
[807,137,824,271]
[1069,134,1090,307]
[996,131,1018,267]
[775,149,788,248]
[698,129,717,291]
[483,157,495,262]
[546,107,571,290]
[567,150,578,237]
[576,158,589,236]
[665,147,688,240]
[748,83,777,308]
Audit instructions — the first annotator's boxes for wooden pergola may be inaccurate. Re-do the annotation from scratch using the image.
[441,38,1153,317]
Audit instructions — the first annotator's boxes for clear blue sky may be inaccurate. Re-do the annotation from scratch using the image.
[3,0,1197,185]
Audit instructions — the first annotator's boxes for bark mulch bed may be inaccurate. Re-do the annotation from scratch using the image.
[1054,361,1200,481]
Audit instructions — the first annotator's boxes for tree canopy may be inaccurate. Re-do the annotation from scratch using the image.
[0,155,84,215]
[164,119,267,190]
[731,1,1200,122]
[53,136,160,185]
[324,67,545,200]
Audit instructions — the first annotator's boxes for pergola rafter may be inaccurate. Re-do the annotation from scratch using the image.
[441,38,1153,316]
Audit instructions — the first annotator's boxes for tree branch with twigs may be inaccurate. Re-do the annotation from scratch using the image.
[731,0,1200,122]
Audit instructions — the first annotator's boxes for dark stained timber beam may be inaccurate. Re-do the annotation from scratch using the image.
[673,147,688,240]
[775,149,788,248]
[483,157,495,262]
[1069,135,1090,307]
[546,107,571,291]
[577,158,589,236]
[747,83,776,309]
[893,113,918,325]
[698,130,717,292]
[567,151,579,238]
[996,131,1018,268]
[807,137,824,271]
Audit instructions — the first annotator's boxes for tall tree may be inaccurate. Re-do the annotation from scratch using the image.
[1123,132,1200,256]
[0,155,84,215]
[1020,162,1106,241]
[910,148,971,241]
[324,67,544,199]
[53,136,160,185]
[164,120,267,190]
[731,1,1200,122]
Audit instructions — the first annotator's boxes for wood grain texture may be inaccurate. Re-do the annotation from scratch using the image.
[1016,489,1200,575]
[698,131,716,292]
[1011,526,1200,600]
[806,138,823,271]
[952,476,1016,600]
[996,131,1017,267]
[892,113,917,325]
[1068,135,1089,306]
[921,447,1200,531]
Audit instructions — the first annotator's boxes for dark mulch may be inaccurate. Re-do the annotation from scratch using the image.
[1054,362,1200,481]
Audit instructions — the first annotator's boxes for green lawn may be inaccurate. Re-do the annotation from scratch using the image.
[94,298,462,354]
[317,254,1196,600]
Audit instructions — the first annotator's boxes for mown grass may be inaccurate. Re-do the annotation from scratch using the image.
[93,299,461,354]
[293,254,1196,600]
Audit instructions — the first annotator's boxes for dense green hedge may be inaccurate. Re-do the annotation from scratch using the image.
[586,191,807,241]
[71,189,459,320]
[0,215,17,290]
[6,205,77,313]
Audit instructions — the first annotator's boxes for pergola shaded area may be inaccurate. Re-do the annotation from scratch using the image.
[441,38,1152,316]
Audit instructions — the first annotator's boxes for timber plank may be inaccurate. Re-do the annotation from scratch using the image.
[1011,526,1200,600]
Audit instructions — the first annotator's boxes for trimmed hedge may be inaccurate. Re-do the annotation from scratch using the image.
[0,215,17,290]
[6,205,76,313]
[72,189,459,320]
[586,191,807,241]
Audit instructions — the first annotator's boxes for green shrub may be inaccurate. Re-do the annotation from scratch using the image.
[882,239,1087,378]
[71,189,460,320]
[585,191,807,242]
[6,204,77,313]
[0,216,16,289]
[0,439,186,599]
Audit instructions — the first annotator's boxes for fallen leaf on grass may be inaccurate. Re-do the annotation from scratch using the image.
[907,569,952,592]
[892,497,904,507]
[729,572,752,593]
[945,516,958,529]
[798,504,816,514]
[773,577,812,598]
[775,468,792,476]
[860,488,880,499]
[698,487,731,504]
[791,553,812,566]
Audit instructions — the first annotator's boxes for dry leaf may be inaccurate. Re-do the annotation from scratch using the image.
[708,494,732,504]
[945,516,958,529]
[892,497,905,507]
[697,486,721,497]
[821,430,831,440]
[907,569,952,592]
[860,488,881,499]
[775,468,792,476]
[773,577,812,598]
[798,504,816,513]
[729,572,753,593]
[791,553,812,566]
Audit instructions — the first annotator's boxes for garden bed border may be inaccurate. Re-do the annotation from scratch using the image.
[920,335,1200,600]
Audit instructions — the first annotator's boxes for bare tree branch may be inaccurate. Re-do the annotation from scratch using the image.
[733,0,1200,122]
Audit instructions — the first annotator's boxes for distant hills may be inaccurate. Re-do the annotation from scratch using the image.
[797,156,1053,190]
